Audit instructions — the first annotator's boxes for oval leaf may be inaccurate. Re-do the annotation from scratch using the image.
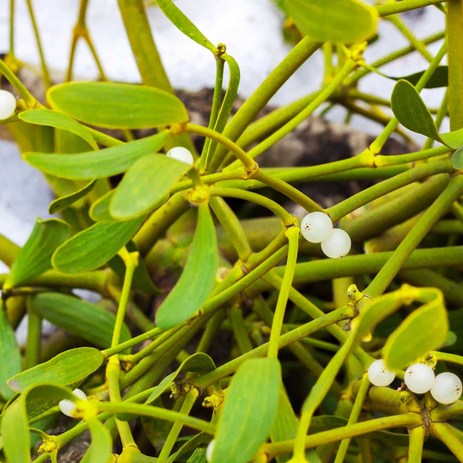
[89,191,117,222]
[441,128,463,149]
[4,219,70,289]
[29,292,131,349]
[451,145,463,169]
[81,418,113,463]
[155,204,218,329]
[19,109,98,150]
[25,384,77,420]
[383,289,448,370]
[23,131,168,180]
[0,305,21,400]
[391,79,441,141]
[283,0,378,43]
[1,397,30,463]
[47,81,188,129]
[52,215,145,274]
[110,154,191,220]
[8,347,104,393]
[49,180,96,214]
[211,358,281,463]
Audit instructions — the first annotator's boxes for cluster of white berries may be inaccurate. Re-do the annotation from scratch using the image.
[166,146,194,165]
[0,89,17,120]
[58,388,87,418]
[301,211,351,258]
[368,359,463,405]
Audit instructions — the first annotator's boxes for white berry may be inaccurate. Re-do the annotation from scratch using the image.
[206,439,215,462]
[404,363,435,394]
[431,372,462,405]
[321,228,351,258]
[0,90,16,120]
[58,388,87,418]
[166,146,194,165]
[301,212,333,243]
[367,359,396,386]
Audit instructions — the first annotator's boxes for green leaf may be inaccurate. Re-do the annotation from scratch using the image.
[52,215,145,273]
[109,241,160,295]
[393,66,448,89]
[89,191,117,222]
[283,0,378,43]
[0,306,21,400]
[1,397,30,463]
[155,204,218,329]
[146,353,215,404]
[23,131,168,180]
[391,79,441,141]
[19,109,98,150]
[25,384,76,420]
[110,154,191,220]
[8,347,104,392]
[451,146,463,169]
[48,180,96,214]
[4,219,70,289]
[47,81,188,129]
[156,0,215,52]
[81,418,113,463]
[441,128,463,149]
[211,358,281,463]
[383,288,448,370]
[29,292,131,349]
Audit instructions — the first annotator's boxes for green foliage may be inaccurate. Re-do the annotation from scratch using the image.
[2,0,463,462]
[47,81,189,129]
[155,203,218,329]
[283,0,378,43]
[211,358,281,463]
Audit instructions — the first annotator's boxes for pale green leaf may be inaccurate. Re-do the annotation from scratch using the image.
[211,358,281,463]
[0,305,21,400]
[89,191,117,222]
[81,418,113,463]
[156,0,215,52]
[383,289,448,370]
[8,347,104,392]
[110,154,191,220]
[52,215,145,274]
[4,219,70,289]
[23,132,168,180]
[19,109,98,150]
[155,204,218,329]
[391,80,441,140]
[29,292,131,349]
[283,0,378,43]
[441,128,463,149]
[48,180,96,214]
[47,81,188,129]
[1,398,30,463]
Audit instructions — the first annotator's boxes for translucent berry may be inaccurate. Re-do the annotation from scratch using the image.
[367,359,396,386]
[166,146,194,165]
[321,228,351,258]
[430,372,462,405]
[300,212,333,243]
[58,388,87,418]
[404,363,435,394]
[0,90,16,120]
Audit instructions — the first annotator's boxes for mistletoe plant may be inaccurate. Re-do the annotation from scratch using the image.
[1,0,463,462]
